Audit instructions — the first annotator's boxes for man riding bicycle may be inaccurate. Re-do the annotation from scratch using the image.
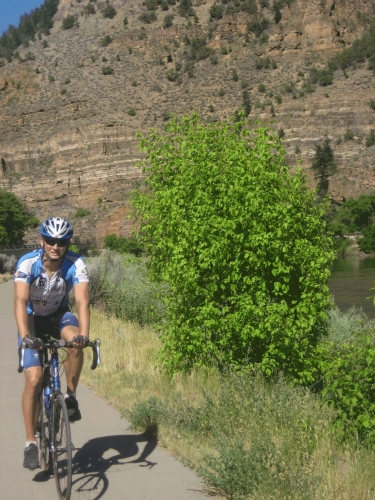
[14,217,90,469]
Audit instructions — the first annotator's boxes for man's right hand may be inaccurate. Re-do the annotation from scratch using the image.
[22,334,43,349]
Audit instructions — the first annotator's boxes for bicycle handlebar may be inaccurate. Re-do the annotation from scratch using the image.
[18,338,101,373]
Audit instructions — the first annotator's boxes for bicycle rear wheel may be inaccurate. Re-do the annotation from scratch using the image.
[51,394,72,500]
[36,391,52,473]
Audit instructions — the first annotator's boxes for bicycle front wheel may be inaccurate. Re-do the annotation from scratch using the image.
[36,391,52,473]
[51,394,72,500]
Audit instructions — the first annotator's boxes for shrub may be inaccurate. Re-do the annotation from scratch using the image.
[62,15,77,30]
[48,74,55,82]
[123,16,128,26]
[85,250,164,325]
[309,67,333,86]
[231,69,238,82]
[344,129,354,141]
[370,99,375,110]
[100,35,112,46]
[145,0,158,10]
[247,17,269,37]
[102,4,116,18]
[128,108,136,116]
[323,327,375,446]
[74,207,90,218]
[133,114,334,380]
[166,69,179,81]
[139,11,157,23]
[209,4,224,20]
[190,37,214,61]
[0,254,17,273]
[163,14,174,28]
[220,46,228,55]
[178,0,195,17]
[258,82,266,93]
[275,94,282,104]
[365,129,375,148]
[102,66,114,75]
[218,87,225,97]
[82,3,95,15]
[210,54,218,65]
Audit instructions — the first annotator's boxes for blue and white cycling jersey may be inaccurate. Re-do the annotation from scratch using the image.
[14,248,89,316]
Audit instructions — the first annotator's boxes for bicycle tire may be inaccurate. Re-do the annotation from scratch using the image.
[36,391,52,473]
[51,394,72,500]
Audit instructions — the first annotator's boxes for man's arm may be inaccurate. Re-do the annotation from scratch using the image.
[14,281,31,338]
[74,282,90,338]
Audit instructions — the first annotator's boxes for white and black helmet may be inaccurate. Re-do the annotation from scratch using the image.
[40,217,73,240]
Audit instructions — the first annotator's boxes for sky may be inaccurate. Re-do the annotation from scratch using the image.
[0,0,45,36]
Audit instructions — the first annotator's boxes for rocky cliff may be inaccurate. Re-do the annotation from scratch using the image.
[0,0,374,246]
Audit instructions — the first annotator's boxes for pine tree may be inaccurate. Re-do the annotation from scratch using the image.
[311,136,336,199]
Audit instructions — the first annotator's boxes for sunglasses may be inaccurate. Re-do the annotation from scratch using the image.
[44,238,69,247]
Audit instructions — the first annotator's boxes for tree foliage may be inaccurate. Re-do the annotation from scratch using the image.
[323,329,375,447]
[133,115,334,382]
[311,136,336,199]
[103,233,143,257]
[328,193,375,235]
[0,189,39,247]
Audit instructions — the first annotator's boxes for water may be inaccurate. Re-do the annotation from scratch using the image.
[329,257,375,319]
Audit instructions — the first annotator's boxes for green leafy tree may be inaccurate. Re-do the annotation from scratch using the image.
[327,193,375,235]
[133,115,334,382]
[359,225,375,253]
[103,233,143,256]
[0,189,39,247]
[311,136,336,199]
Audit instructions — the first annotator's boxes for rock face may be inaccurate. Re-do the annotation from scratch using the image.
[0,0,374,246]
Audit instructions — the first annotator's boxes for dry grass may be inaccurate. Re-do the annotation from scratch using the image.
[81,307,375,500]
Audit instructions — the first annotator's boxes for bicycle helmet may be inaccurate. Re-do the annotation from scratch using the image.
[40,217,73,240]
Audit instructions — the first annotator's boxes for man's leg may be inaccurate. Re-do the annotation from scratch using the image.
[61,325,83,394]
[23,366,43,441]
[22,366,42,468]
[61,324,83,421]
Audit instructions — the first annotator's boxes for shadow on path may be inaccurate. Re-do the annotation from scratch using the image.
[33,432,158,500]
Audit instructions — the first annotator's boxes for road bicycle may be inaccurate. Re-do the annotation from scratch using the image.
[19,337,101,500]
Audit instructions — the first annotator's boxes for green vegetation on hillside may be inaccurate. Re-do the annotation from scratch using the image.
[331,20,375,74]
[0,189,39,247]
[133,114,334,382]
[0,0,59,62]
[103,233,143,256]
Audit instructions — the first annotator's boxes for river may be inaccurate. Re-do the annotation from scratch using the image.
[329,256,375,319]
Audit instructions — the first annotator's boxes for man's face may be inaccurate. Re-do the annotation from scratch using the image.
[41,237,70,261]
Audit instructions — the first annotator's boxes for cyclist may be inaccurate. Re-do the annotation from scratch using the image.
[14,217,90,469]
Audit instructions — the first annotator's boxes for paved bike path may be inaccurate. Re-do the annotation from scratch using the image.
[0,280,213,500]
